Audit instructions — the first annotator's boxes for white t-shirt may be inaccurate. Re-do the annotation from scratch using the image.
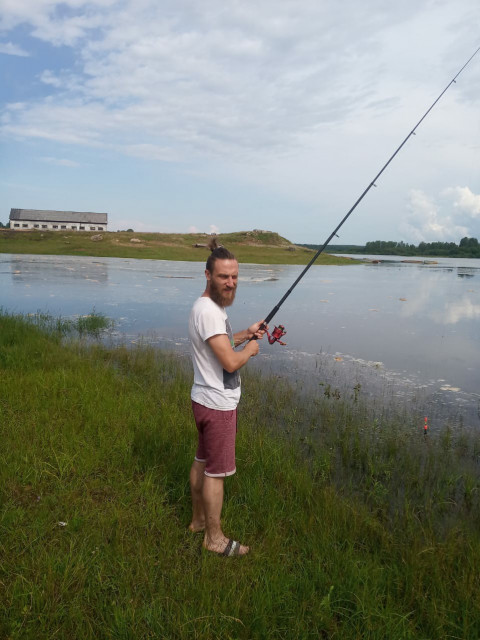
[189,296,241,410]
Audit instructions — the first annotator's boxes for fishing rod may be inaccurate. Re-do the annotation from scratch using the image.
[260,46,480,345]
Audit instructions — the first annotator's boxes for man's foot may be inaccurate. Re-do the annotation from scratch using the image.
[188,520,205,533]
[203,536,249,556]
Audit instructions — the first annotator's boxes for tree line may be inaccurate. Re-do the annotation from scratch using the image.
[301,237,480,258]
[363,237,480,257]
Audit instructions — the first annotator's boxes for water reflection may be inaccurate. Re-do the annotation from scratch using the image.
[10,255,109,283]
[441,298,480,324]
[457,267,477,278]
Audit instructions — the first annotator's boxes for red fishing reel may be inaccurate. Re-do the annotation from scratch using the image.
[266,324,287,346]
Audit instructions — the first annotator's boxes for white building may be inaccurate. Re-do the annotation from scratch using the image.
[9,209,108,231]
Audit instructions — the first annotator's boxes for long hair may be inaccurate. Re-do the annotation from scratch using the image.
[205,236,236,272]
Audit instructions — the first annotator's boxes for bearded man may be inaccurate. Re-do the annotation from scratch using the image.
[188,239,266,556]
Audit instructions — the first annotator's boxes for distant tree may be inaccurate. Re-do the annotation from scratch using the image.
[460,236,479,248]
[127,228,134,232]
[310,237,479,257]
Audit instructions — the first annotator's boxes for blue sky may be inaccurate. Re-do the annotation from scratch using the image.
[1,0,479,244]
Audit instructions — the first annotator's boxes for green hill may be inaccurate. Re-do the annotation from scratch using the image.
[0,229,356,265]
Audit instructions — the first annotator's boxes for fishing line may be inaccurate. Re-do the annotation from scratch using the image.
[260,46,480,333]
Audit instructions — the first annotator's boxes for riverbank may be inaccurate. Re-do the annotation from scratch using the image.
[1,312,480,638]
[0,229,356,265]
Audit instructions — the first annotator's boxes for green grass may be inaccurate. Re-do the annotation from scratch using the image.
[1,313,480,639]
[0,229,356,265]
[4,309,114,338]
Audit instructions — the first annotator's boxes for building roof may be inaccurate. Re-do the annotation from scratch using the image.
[9,209,108,224]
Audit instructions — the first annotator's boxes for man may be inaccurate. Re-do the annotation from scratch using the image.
[188,241,266,557]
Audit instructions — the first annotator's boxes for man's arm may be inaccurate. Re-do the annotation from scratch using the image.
[207,334,259,373]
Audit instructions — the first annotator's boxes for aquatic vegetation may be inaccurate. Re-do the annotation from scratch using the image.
[73,310,114,336]
[0,308,113,338]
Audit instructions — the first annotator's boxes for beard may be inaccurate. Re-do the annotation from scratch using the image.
[209,279,237,307]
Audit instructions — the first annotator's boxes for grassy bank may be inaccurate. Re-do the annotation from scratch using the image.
[1,313,480,639]
[0,229,355,265]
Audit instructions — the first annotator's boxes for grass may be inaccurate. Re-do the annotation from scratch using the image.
[9,309,114,338]
[0,229,356,265]
[1,312,480,638]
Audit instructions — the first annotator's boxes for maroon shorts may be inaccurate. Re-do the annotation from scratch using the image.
[192,400,237,477]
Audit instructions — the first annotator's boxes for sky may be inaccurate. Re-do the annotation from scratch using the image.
[1,0,479,244]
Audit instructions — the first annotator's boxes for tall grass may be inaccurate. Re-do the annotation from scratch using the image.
[1,312,480,639]
[0,308,113,337]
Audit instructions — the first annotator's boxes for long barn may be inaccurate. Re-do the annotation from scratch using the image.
[9,209,108,232]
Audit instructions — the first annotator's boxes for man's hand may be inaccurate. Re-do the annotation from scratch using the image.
[233,321,268,347]
[243,339,259,357]
[247,320,268,340]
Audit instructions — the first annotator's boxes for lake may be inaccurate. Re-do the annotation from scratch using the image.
[1,252,479,428]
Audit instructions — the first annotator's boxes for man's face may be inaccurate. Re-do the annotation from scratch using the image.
[206,258,239,307]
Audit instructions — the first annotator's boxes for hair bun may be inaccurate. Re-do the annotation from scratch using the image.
[205,237,235,271]
[208,236,224,252]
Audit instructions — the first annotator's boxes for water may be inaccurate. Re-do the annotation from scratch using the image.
[1,252,479,427]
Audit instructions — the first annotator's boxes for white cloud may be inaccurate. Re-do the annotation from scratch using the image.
[39,70,63,87]
[0,0,116,45]
[39,156,80,167]
[443,186,480,218]
[0,41,30,56]
[209,224,220,235]
[123,143,180,162]
[2,100,107,145]
[400,188,470,243]
[4,0,478,163]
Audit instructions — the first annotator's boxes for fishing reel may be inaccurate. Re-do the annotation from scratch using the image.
[266,324,287,346]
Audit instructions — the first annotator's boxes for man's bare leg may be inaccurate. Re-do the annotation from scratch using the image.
[202,475,249,555]
[189,459,206,532]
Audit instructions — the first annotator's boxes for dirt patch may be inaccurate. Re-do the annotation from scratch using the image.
[115,242,147,248]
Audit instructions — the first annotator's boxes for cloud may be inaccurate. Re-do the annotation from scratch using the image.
[0,0,116,46]
[443,186,480,218]
[0,41,30,56]
[187,224,219,234]
[1,0,480,243]
[39,70,63,88]
[39,156,80,167]
[123,143,180,162]
[2,100,107,146]
[400,188,473,243]
[3,0,467,162]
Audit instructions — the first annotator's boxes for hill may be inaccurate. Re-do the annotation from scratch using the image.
[0,229,356,265]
